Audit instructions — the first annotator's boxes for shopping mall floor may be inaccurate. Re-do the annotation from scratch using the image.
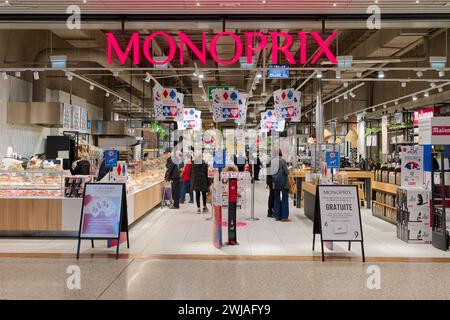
[1,180,450,300]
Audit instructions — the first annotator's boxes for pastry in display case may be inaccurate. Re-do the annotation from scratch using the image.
[0,169,65,198]
[127,157,165,193]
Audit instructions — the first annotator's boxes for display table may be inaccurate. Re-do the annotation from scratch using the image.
[292,170,373,209]
[0,180,165,233]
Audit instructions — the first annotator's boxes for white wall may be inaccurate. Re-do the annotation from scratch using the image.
[0,76,103,159]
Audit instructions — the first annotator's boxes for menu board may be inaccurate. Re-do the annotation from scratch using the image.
[317,185,362,241]
[72,106,81,131]
[80,183,125,238]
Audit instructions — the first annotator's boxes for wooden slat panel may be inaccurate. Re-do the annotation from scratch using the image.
[0,199,62,231]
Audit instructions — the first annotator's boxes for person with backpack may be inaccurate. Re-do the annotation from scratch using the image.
[270,149,290,221]
[191,153,210,214]
[266,155,275,218]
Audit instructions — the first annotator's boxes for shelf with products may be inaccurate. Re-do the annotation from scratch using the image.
[127,157,166,194]
[372,180,399,224]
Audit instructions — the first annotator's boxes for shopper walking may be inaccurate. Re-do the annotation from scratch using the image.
[266,156,275,218]
[191,153,210,214]
[164,148,180,209]
[180,156,194,204]
[270,150,290,221]
[253,153,262,181]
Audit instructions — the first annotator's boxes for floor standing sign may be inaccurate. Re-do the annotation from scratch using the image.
[76,183,129,259]
[228,177,238,245]
[312,185,365,262]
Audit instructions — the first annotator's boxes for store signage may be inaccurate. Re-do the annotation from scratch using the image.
[316,185,362,242]
[413,107,435,126]
[106,31,337,66]
[208,86,229,100]
[79,183,126,239]
[325,151,340,169]
[267,64,290,79]
[104,149,118,168]
[400,145,424,187]
[273,88,301,122]
[76,183,129,259]
[419,117,450,145]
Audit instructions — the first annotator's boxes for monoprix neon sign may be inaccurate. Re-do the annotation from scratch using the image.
[106,31,337,66]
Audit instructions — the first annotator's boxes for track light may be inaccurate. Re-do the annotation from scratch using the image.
[335,69,341,79]
[439,70,445,77]
[416,70,423,78]
[349,92,356,98]
[256,71,263,78]
[438,87,444,93]
[395,100,399,106]
[1,72,7,80]
[15,71,21,78]
[401,82,407,88]
[383,104,387,109]
[424,91,429,97]
[343,93,348,100]
[316,70,323,78]
[412,96,418,101]
[113,71,119,77]
[33,71,39,80]
[335,97,339,103]
[372,107,376,112]
[378,70,385,78]
[105,92,110,97]
[344,116,349,120]
[89,84,94,91]
[116,98,122,103]
[198,80,203,88]
[356,72,362,78]
[343,82,349,88]
[144,72,151,83]
[430,82,436,88]
[198,72,204,79]
[66,72,73,81]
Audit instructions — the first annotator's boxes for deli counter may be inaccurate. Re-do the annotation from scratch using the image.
[0,161,165,234]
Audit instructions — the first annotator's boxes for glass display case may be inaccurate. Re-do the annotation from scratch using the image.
[0,169,65,198]
[127,157,165,193]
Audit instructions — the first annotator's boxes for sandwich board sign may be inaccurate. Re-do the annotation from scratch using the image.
[76,183,129,259]
[312,185,365,262]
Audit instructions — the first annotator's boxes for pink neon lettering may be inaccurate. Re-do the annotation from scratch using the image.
[179,32,207,65]
[106,32,140,65]
[310,32,337,64]
[270,32,296,64]
[143,32,176,65]
[298,32,308,65]
[244,32,268,65]
[210,32,243,65]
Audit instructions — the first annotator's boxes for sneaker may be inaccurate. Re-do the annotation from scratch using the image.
[197,208,201,214]
[282,219,291,222]
[202,207,209,213]
[275,218,282,221]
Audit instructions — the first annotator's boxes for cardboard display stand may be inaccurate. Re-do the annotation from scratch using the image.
[312,185,365,262]
[76,183,130,259]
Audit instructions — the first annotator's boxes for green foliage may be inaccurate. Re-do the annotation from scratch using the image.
[365,127,382,136]
[150,122,167,140]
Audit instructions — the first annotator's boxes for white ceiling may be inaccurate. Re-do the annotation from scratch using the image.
[1,0,450,14]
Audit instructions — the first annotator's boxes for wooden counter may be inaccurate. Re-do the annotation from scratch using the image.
[372,181,399,194]
[0,180,165,233]
[302,182,317,221]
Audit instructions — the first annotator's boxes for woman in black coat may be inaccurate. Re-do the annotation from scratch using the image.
[191,154,210,214]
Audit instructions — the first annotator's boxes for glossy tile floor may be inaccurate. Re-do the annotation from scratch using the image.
[1,180,450,300]
[2,256,450,299]
[0,181,449,259]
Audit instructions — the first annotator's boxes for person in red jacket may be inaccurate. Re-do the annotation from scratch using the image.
[180,156,194,204]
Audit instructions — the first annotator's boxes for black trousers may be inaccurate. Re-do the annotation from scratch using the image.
[195,191,207,208]
[171,179,180,208]
[268,186,274,216]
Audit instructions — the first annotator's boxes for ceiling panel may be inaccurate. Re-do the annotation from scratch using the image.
[1,0,450,14]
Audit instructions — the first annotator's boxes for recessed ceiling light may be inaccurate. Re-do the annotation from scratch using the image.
[4,0,9,4]
[83,0,87,3]
[416,0,420,3]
